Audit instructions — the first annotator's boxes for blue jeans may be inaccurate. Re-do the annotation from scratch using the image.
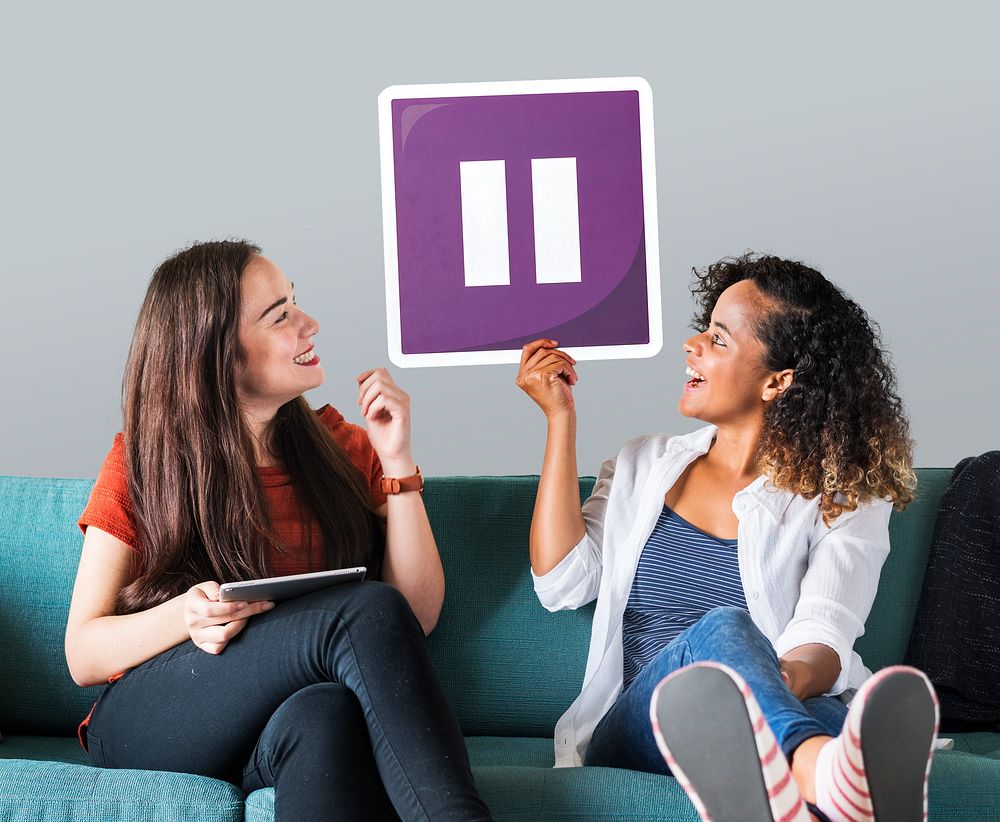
[86,582,491,821]
[584,607,848,773]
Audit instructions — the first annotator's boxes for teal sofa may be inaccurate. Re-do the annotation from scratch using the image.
[1,471,999,820]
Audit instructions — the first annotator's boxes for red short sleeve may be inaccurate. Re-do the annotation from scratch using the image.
[318,405,388,509]
[78,434,140,551]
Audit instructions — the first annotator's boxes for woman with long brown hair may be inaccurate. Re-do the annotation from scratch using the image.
[65,240,491,821]
[516,253,938,822]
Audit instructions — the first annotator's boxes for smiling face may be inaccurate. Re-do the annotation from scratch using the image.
[679,279,792,426]
[235,255,323,419]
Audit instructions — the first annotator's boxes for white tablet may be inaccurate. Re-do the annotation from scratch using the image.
[218,567,367,602]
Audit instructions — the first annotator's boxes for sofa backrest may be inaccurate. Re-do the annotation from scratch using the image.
[0,477,104,735]
[423,471,953,737]
[0,470,951,739]
[854,470,950,669]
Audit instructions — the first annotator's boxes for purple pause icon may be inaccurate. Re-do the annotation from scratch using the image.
[378,78,661,366]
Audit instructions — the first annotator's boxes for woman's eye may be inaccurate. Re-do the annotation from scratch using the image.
[275,310,289,323]
[713,333,726,346]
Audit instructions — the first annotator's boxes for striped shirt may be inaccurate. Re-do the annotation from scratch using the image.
[621,505,747,689]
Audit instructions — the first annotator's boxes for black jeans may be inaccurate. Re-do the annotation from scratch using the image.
[86,582,491,821]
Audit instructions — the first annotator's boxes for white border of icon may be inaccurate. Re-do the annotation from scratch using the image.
[378,77,661,368]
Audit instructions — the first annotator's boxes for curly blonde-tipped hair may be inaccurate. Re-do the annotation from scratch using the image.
[692,253,917,525]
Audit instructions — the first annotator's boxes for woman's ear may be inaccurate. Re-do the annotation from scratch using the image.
[761,369,794,402]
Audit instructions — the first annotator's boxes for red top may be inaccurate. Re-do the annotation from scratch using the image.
[75,404,386,750]
[78,404,387,574]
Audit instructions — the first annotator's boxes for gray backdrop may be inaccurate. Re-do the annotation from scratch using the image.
[2,1,998,479]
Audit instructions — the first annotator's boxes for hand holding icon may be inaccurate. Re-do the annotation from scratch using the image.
[515,339,579,420]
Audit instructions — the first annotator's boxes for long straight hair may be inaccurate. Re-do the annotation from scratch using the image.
[117,240,384,614]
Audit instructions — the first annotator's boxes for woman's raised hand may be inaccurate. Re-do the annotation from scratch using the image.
[357,367,414,474]
[184,581,274,655]
[516,339,579,419]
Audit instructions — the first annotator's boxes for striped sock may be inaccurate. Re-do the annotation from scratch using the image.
[737,674,811,822]
[814,733,873,822]
[813,665,937,822]
[652,662,811,822]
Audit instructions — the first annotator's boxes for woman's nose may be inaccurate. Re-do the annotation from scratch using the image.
[300,310,320,338]
[683,337,700,355]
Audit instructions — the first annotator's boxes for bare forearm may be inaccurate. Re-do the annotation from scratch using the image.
[65,594,189,687]
[780,643,841,700]
[380,470,444,635]
[530,412,586,576]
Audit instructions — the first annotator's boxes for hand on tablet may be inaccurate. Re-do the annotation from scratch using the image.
[184,581,274,655]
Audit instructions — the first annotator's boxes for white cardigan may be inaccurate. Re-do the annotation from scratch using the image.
[532,425,892,768]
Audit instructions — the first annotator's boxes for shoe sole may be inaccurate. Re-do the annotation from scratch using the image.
[651,665,780,822]
[859,668,937,821]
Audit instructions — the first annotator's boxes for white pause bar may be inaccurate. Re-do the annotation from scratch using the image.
[532,157,582,284]
[460,158,581,288]
[460,160,510,287]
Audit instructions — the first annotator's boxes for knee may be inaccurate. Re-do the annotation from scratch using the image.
[694,606,758,640]
[271,684,365,752]
[349,581,418,631]
[684,608,773,666]
[280,682,358,719]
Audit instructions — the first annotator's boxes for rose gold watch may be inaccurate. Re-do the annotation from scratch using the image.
[380,465,424,495]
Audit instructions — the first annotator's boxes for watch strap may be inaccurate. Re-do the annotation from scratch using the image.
[380,465,424,495]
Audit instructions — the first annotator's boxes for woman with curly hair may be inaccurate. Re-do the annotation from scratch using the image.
[516,253,938,822]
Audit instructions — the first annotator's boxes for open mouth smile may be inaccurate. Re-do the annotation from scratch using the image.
[293,345,320,366]
[685,364,706,389]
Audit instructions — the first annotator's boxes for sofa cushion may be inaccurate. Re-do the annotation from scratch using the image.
[925,749,1000,819]
[948,732,1000,758]
[241,735,1000,822]
[4,715,1000,820]
[462,736,1000,822]
[245,736,700,822]
[0,739,243,822]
